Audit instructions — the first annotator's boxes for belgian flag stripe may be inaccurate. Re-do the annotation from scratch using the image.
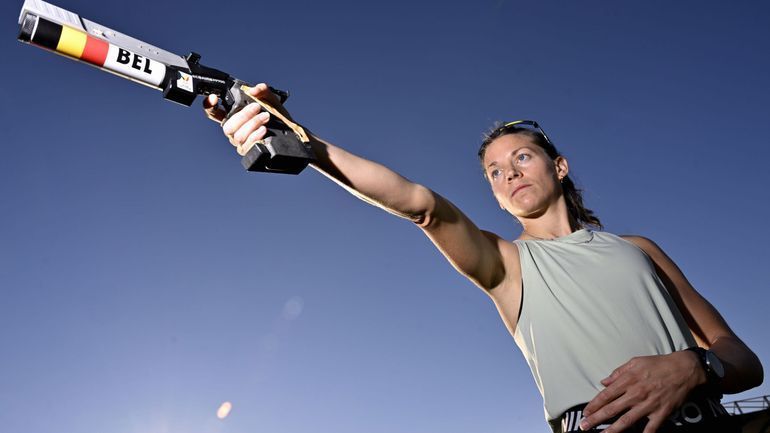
[56,26,87,58]
[31,16,110,67]
[81,35,109,66]
[27,16,167,89]
[32,18,62,50]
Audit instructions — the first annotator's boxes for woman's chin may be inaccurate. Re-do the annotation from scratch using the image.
[512,207,548,220]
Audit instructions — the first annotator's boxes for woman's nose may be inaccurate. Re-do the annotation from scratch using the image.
[506,167,520,181]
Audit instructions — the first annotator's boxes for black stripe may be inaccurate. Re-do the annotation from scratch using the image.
[32,18,62,50]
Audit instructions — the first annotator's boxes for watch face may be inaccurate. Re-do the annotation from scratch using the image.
[706,351,725,379]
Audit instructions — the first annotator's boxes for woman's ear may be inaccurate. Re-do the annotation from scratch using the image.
[554,156,569,181]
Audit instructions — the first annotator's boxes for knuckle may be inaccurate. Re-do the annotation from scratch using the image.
[238,143,252,156]
[616,415,630,428]
[222,121,236,137]
[600,407,615,419]
[235,130,249,145]
[231,127,244,142]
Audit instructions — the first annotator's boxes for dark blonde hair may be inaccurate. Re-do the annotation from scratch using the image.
[478,124,603,229]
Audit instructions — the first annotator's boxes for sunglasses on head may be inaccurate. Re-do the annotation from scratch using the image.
[490,120,553,146]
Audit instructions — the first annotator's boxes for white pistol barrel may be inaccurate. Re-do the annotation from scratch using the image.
[17,0,186,91]
[18,0,315,174]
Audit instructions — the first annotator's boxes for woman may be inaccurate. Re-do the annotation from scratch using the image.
[204,84,763,433]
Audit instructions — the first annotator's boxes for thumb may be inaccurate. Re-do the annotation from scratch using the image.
[247,83,281,106]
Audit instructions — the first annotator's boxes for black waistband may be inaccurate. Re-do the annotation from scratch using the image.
[548,396,731,433]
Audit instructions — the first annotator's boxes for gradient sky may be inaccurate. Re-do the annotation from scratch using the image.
[2,1,769,432]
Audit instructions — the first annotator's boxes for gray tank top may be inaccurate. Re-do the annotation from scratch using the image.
[512,229,696,420]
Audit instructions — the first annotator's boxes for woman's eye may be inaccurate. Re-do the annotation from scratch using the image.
[490,169,501,179]
[516,153,530,163]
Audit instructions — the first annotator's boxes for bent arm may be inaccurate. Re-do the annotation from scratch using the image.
[581,236,764,432]
[624,235,764,394]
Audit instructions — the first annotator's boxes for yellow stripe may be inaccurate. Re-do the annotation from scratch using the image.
[56,26,87,58]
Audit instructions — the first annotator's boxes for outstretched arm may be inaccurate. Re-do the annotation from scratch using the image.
[204,84,511,292]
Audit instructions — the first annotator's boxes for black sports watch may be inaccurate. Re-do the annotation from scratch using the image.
[686,347,725,393]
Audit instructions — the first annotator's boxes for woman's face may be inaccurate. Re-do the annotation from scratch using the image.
[482,133,568,219]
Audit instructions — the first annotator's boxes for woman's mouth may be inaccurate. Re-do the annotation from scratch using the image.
[512,185,531,197]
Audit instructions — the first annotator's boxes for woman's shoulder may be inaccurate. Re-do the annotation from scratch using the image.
[481,229,522,262]
[617,234,661,253]
[610,234,679,269]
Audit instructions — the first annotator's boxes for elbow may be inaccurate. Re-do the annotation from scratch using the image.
[737,362,764,393]
[749,356,764,388]
[402,185,460,230]
[409,184,437,227]
[731,350,764,393]
[742,345,764,389]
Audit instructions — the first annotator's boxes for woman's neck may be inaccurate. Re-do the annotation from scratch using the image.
[517,199,578,240]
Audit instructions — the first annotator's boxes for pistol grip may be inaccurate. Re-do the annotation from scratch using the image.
[231,85,315,175]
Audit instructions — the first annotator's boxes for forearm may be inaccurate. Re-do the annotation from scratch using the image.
[627,237,765,395]
[308,134,434,223]
[207,86,436,224]
[709,336,764,394]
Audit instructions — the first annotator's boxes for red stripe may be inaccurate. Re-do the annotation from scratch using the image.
[81,36,108,66]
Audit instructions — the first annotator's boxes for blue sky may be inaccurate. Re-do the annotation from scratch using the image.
[1,1,769,432]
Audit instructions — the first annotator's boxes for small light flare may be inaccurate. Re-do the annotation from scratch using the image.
[282,296,304,320]
[217,401,232,419]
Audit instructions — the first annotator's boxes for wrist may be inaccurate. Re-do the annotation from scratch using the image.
[682,349,708,386]
[685,347,725,395]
